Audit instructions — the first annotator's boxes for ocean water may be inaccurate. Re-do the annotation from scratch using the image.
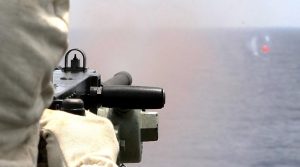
[70,28,300,167]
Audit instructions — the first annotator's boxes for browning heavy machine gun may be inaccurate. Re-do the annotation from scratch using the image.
[48,48,165,165]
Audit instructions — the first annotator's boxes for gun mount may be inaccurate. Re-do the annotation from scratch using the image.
[50,48,165,164]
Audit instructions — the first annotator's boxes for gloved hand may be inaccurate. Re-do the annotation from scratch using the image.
[40,109,119,167]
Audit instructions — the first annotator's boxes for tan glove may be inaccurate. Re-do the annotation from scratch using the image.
[40,109,119,167]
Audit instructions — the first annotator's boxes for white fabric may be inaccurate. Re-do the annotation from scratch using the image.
[0,1,118,166]
[0,1,68,166]
[40,109,119,167]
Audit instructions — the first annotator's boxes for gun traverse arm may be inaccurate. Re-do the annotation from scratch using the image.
[98,85,165,109]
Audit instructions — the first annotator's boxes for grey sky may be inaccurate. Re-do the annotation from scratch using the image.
[70,0,300,29]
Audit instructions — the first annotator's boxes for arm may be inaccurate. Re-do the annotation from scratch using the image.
[0,1,68,166]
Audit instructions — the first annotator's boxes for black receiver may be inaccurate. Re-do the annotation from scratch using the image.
[50,49,165,112]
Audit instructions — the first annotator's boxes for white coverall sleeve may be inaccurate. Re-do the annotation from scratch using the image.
[0,1,68,166]
[0,1,118,167]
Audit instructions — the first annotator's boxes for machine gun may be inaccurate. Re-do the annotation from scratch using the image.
[47,48,165,165]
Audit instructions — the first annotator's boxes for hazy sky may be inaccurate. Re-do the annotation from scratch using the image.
[70,0,300,30]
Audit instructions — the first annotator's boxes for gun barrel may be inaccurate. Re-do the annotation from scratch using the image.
[103,71,132,86]
[100,86,165,109]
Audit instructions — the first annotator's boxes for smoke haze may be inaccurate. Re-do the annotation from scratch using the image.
[68,1,300,167]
